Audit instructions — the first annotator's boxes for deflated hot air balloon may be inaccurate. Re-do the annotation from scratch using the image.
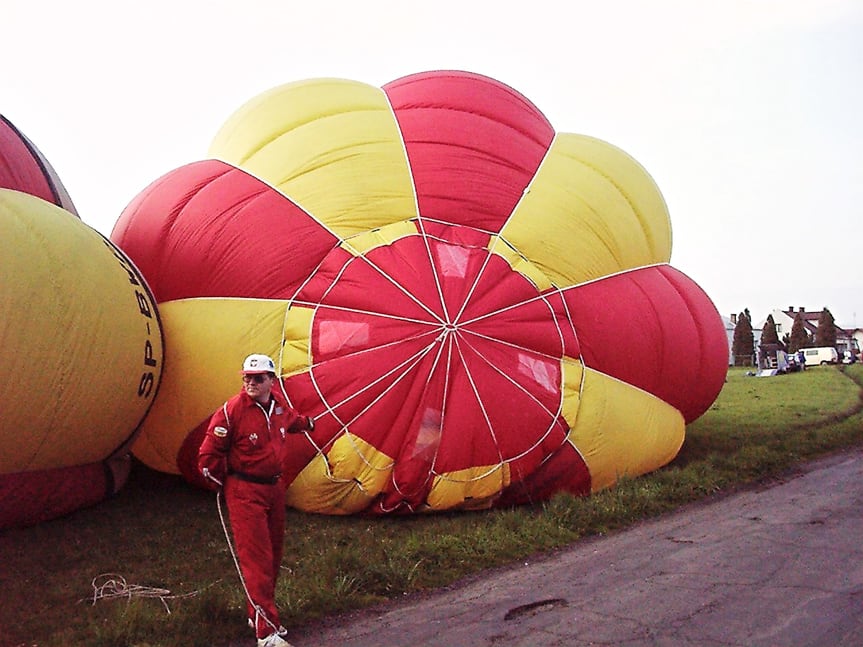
[0,115,164,528]
[112,71,727,514]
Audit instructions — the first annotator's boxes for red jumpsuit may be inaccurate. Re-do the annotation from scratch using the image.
[198,387,310,639]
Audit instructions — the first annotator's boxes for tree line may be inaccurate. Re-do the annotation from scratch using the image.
[731,308,837,367]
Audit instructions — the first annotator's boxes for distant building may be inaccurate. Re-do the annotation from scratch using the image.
[768,307,819,339]
[722,315,734,365]
[767,307,859,358]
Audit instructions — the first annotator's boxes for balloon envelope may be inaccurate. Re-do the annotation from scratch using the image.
[0,114,77,215]
[0,188,163,527]
[112,71,727,514]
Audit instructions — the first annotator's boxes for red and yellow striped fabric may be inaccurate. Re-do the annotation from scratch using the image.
[112,71,727,514]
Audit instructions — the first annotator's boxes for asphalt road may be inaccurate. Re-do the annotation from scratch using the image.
[289,446,863,646]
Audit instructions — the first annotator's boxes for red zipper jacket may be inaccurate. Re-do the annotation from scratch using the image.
[198,388,311,485]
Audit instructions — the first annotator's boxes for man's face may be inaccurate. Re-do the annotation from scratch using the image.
[242,373,274,403]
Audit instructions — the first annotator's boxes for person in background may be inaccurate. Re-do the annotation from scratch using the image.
[199,354,314,647]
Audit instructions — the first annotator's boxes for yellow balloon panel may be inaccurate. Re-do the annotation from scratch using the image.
[131,297,312,473]
[487,236,554,292]
[280,302,315,377]
[0,190,163,473]
[500,133,672,288]
[286,433,393,515]
[563,364,684,492]
[428,463,512,511]
[208,78,417,240]
[340,219,421,257]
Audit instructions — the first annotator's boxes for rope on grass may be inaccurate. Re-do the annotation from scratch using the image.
[84,573,200,614]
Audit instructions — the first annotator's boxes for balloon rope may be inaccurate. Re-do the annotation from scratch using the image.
[215,489,281,636]
[445,333,566,468]
[412,215,453,323]
[313,336,434,424]
[452,337,504,464]
[339,238,446,324]
[84,573,199,614]
[450,241,499,325]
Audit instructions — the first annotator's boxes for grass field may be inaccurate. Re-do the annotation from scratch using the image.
[2,364,862,647]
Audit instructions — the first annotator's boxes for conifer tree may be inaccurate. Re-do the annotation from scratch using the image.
[761,314,780,345]
[815,308,837,347]
[788,312,808,352]
[757,314,782,367]
[731,310,754,366]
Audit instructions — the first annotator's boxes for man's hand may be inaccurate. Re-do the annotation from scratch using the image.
[202,467,223,488]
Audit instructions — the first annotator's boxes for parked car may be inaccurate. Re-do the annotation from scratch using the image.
[800,347,839,366]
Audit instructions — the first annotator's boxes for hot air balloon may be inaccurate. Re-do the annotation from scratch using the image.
[112,71,727,514]
[0,115,164,528]
[1,114,77,215]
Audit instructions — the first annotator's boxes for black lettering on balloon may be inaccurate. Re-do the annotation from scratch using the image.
[101,238,162,400]
[143,339,157,367]
[136,291,153,318]
[138,372,155,397]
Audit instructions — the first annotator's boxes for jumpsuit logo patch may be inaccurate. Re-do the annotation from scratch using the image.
[249,433,258,444]
[280,427,286,439]
[214,426,228,438]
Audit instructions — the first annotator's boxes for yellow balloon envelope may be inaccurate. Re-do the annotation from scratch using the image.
[0,190,163,475]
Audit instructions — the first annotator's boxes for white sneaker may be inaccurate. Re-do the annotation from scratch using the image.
[257,631,293,647]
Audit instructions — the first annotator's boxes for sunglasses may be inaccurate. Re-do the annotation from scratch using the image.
[242,374,269,384]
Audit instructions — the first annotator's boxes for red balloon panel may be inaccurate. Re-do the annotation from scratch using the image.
[113,160,338,302]
[385,71,555,232]
[563,265,727,422]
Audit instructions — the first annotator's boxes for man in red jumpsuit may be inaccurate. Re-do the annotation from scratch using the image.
[199,354,314,647]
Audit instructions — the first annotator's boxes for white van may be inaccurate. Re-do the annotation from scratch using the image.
[800,347,839,366]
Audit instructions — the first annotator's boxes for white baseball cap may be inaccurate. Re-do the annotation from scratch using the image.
[241,354,276,374]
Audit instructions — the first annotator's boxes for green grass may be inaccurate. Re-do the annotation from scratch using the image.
[2,364,862,647]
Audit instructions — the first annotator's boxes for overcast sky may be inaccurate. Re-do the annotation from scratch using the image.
[5,0,862,328]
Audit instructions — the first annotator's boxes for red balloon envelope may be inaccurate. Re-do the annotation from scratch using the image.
[113,71,728,514]
[0,114,77,215]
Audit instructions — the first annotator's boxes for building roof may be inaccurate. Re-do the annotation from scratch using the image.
[782,308,820,335]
